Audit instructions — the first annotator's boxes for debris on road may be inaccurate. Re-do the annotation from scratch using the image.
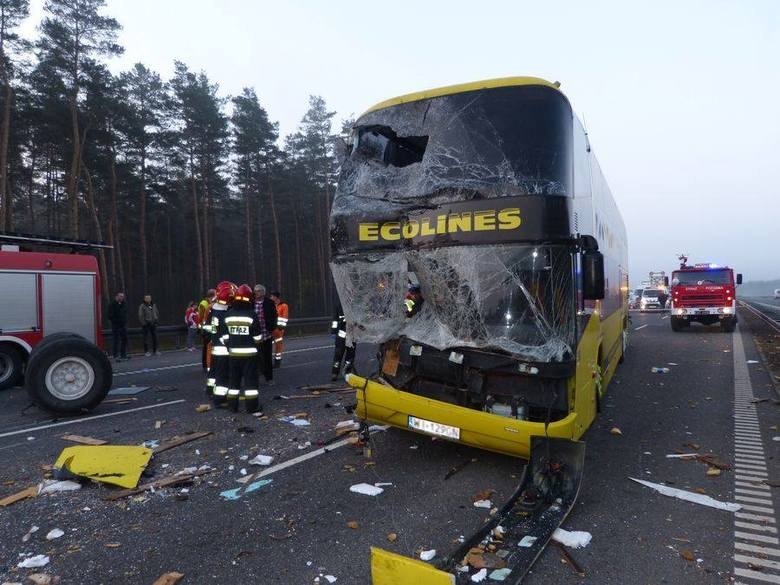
[0,485,38,507]
[551,528,592,548]
[39,480,81,494]
[153,431,212,454]
[45,528,65,540]
[473,499,492,509]
[279,413,311,426]
[101,397,137,405]
[108,386,149,396]
[53,445,153,488]
[349,483,383,496]
[61,434,107,446]
[248,454,273,466]
[419,549,436,561]
[445,458,478,480]
[22,525,39,542]
[195,404,211,412]
[488,568,512,581]
[104,467,214,501]
[26,574,61,585]
[470,568,487,582]
[347,520,359,529]
[17,555,50,568]
[151,572,184,585]
[747,360,759,364]
[629,477,741,511]
[219,479,272,501]
[555,541,586,576]
[610,427,623,435]
[387,532,397,542]
[651,367,670,374]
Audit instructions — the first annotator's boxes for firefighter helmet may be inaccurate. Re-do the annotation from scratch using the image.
[215,281,237,305]
[234,284,253,303]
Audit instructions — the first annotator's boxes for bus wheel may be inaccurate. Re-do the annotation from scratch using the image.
[25,338,112,414]
[0,344,25,391]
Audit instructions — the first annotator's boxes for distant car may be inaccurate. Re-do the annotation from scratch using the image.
[630,288,643,309]
[639,288,665,311]
[775,288,780,299]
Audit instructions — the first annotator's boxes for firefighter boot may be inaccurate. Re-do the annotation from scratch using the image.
[226,391,240,413]
[245,396,261,414]
[344,361,353,375]
[331,362,341,382]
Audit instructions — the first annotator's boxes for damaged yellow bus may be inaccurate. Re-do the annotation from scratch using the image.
[329,77,628,582]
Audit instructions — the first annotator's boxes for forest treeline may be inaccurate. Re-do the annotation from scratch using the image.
[0,0,346,324]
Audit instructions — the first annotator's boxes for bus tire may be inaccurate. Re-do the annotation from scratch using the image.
[0,343,25,391]
[25,338,112,414]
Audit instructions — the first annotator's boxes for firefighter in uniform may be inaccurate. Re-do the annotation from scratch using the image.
[331,300,355,381]
[209,281,236,405]
[269,291,289,368]
[198,288,216,372]
[219,284,263,413]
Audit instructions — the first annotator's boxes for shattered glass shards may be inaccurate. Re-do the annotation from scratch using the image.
[331,244,575,362]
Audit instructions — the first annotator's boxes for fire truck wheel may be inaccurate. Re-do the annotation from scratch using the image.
[0,344,25,391]
[25,338,112,413]
[34,332,87,353]
[721,317,736,333]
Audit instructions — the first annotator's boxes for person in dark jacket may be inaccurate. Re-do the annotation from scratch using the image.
[138,294,161,356]
[253,284,278,385]
[107,292,129,361]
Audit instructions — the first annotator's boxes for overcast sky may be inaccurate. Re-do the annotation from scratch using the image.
[21,0,780,282]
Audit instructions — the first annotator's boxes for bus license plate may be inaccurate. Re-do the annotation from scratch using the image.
[408,416,460,440]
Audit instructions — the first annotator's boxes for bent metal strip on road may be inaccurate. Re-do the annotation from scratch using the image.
[0,400,186,440]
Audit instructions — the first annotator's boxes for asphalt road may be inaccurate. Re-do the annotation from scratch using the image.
[1,312,778,585]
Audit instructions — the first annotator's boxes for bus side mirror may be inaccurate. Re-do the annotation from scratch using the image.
[736,273,743,285]
[664,276,669,287]
[583,251,605,300]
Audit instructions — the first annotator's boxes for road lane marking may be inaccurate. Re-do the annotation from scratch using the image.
[634,324,648,331]
[0,400,186,440]
[732,329,780,584]
[114,345,333,377]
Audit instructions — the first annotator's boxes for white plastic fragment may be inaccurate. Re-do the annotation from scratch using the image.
[470,568,488,582]
[46,528,65,540]
[518,535,537,547]
[419,549,436,561]
[349,483,383,496]
[374,482,393,487]
[22,525,39,542]
[27,436,35,441]
[39,480,81,494]
[747,360,759,364]
[665,453,698,459]
[630,477,741,511]
[552,528,592,548]
[489,568,512,581]
[324,576,337,584]
[17,555,50,568]
[248,454,273,466]
[473,499,492,508]
[335,420,356,429]
[239,468,247,476]
[279,415,310,426]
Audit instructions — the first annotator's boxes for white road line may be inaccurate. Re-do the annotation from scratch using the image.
[733,329,780,584]
[634,324,648,331]
[114,344,333,377]
[736,541,780,558]
[734,531,780,545]
[0,400,186,439]
[736,481,772,490]
[734,554,780,571]
[735,521,778,534]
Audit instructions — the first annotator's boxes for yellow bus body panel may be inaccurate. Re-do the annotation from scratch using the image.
[371,547,455,585]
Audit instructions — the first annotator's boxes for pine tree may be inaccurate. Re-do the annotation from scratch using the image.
[38,0,122,238]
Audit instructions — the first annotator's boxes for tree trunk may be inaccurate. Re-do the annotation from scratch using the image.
[109,149,125,293]
[82,164,109,304]
[190,150,204,294]
[293,200,304,312]
[67,96,81,237]
[139,148,148,293]
[245,182,255,281]
[267,177,282,291]
[0,81,12,231]
[26,149,36,231]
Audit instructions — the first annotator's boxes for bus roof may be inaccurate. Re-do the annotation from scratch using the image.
[362,76,562,116]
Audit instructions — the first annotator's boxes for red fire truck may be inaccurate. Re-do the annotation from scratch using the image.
[0,233,112,412]
[669,262,742,332]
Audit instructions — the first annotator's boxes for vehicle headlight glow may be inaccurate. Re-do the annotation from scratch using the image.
[723,307,731,314]
[676,308,685,315]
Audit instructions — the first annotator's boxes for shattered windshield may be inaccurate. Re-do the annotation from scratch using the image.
[331,244,575,362]
[336,84,572,207]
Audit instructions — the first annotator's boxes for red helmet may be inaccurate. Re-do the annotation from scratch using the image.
[234,284,253,303]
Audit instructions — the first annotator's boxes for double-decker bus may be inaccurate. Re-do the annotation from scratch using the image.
[330,76,628,458]
[329,76,629,583]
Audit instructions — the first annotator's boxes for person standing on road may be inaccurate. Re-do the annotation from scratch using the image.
[269,291,289,368]
[198,288,216,371]
[208,281,235,405]
[219,284,263,413]
[184,301,198,351]
[138,294,160,356]
[331,300,355,381]
[107,291,129,361]
[253,284,277,386]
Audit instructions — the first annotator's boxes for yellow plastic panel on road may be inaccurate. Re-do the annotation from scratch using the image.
[54,445,153,488]
[371,547,455,585]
